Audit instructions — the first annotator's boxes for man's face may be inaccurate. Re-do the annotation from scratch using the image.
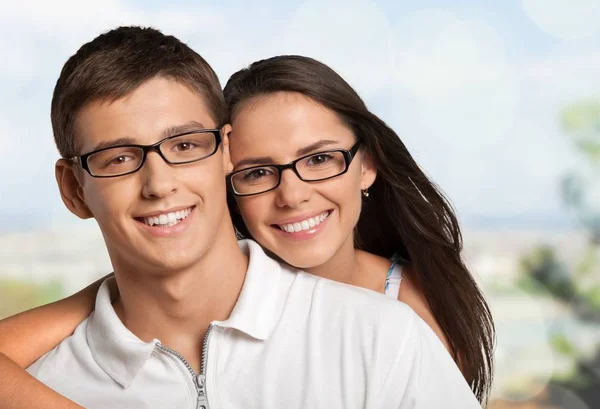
[69,77,231,274]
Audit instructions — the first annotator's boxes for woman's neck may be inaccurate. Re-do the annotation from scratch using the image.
[306,237,358,285]
[304,237,389,293]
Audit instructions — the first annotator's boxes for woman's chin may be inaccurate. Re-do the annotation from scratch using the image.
[279,250,332,271]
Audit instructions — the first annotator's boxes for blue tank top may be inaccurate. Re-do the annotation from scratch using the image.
[384,254,404,299]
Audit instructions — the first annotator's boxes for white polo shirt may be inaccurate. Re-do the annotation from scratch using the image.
[27,239,480,408]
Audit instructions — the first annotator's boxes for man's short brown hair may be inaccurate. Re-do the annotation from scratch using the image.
[51,26,227,158]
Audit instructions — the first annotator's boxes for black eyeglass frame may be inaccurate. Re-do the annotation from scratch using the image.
[69,129,222,178]
[228,141,362,197]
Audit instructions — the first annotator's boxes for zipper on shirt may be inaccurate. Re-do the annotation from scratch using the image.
[196,323,214,409]
[196,373,208,409]
[157,323,215,409]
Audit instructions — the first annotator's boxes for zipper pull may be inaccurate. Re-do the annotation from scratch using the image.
[196,374,209,409]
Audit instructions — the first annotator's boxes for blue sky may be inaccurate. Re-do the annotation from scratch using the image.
[1,0,599,232]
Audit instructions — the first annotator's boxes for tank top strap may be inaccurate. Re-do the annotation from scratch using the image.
[385,253,404,299]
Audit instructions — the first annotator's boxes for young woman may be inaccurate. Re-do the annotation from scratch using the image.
[0,56,494,406]
[224,56,494,403]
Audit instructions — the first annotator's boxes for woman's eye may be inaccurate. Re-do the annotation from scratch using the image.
[243,168,272,180]
[307,154,332,165]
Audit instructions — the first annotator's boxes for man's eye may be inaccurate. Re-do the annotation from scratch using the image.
[106,155,134,167]
[174,142,196,151]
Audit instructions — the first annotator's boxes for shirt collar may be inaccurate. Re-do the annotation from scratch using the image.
[86,239,297,388]
[214,239,297,340]
[87,277,157,388]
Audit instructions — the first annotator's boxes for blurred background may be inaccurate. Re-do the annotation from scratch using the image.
[0,0,598,407]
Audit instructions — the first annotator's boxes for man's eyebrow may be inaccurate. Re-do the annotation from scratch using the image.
[88,121,210,153]
[91,137,137,152]
[160,121,209,139]
[234,140,340,169]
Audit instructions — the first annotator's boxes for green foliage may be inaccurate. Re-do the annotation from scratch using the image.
[0,280,64,319]
[562,100,600,131]
[561,99,600,163]
[519,242,600,405]
[550,333,577,357]
[519,246,576,302]
[515,273,548,296]
[582,286,600,310]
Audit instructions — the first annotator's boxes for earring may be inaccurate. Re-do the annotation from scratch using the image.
[362,188,369,198]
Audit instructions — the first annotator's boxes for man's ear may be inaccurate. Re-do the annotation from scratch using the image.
[220,124,234,174]
[55,159,93,219]
[360,150,377,190]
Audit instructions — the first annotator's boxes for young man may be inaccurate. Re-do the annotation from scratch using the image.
[3,27,481,408]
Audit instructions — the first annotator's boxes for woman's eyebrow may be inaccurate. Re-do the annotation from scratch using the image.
[235,156,274,168]
[235,140,340,168]
[295,140,339,156]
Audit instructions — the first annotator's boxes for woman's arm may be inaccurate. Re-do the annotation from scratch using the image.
[0,353,83,409]
[0,275,108,367]
[0,275,111,409]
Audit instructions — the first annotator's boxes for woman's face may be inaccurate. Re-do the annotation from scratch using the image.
[228,91,376,269]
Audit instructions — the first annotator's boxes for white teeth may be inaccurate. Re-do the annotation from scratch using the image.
[279,211,330,233]
[141,207,193,227]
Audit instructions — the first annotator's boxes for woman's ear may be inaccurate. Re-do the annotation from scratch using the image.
[55,159,93,219]
[360,150,377,190]
[221,124,234,174]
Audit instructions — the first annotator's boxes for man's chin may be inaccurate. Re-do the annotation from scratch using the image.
[110,245,205,276]
[145,249,205,273]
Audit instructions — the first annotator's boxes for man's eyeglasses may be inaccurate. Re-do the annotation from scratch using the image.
[69,129,222,178]
[228,141,362,196]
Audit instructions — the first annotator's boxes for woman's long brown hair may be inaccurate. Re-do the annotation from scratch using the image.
[223,55,495,404]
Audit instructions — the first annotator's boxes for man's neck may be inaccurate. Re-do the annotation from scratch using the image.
[110,228,248,372]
